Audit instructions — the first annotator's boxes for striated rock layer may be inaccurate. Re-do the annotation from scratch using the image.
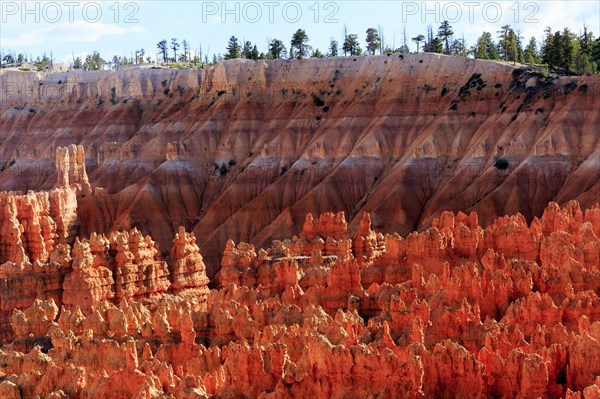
[0,201,599,398]
[1,54,599,275]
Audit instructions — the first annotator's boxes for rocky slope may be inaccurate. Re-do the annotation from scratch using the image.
[1,54,598,276]
[0,199,599,398]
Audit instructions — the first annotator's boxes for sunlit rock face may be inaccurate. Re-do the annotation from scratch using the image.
[1,202,599,398]
[1,55,598,275]
[1,55,599,397]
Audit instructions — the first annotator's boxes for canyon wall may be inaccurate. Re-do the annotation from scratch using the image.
[1,54,599,275]
[0,201,598,398]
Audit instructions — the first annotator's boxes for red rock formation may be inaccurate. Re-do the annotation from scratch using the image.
[54,144,92,195]
[112,228,171,300]
[1,202,599,397]
[0,189,78,265]
[62,237,115,309]
[353,212,385,261]
[169,226,210,298]
[301,212,348,242]
[0,145,88,337]
[0,194,28,265]
[1,53,600,396]
[10,298,59,338]
[3,56,598,275]
[0,144,85,266]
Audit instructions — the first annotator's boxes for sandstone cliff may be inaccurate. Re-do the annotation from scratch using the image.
[1,54,598,275]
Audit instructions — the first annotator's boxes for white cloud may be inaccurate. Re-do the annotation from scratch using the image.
[0,20,145,47]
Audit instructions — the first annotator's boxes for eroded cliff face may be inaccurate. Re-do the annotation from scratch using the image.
[0,200,599,398]
[1,54,599,275]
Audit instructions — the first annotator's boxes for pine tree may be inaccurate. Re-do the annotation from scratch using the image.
[250,45,259,60]
[342,34,360,56]
[438,21,454,54]
[428,37,444,53]
[541,27,555,68]
[560,28,576,74]
[524,37,539,65]
[451,37,468,58]
[82,51,104,70]
[111,55,121,70]
[515,31,524,64]
[579,26,593,56]
[290,29,311,59]
[182,40,190,62]
[423,26,435,52]
[242,41,253,58]
[504,29,522,64]
[157,40,168,63]
[170,38,180,62]
[328,38,339,57]
[412,34,425,53]
[575,50,595,75]
[474,33,488,59]
[365,28,381,55]
[497,25,512,61]
[268,39,286,59]
[543,30,561,70]
[592,37,600,67]
[225,36,241,60]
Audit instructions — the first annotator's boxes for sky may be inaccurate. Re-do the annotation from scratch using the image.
[1,0,599,64]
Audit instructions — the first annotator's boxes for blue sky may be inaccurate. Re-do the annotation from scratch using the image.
[1,1,599,64]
